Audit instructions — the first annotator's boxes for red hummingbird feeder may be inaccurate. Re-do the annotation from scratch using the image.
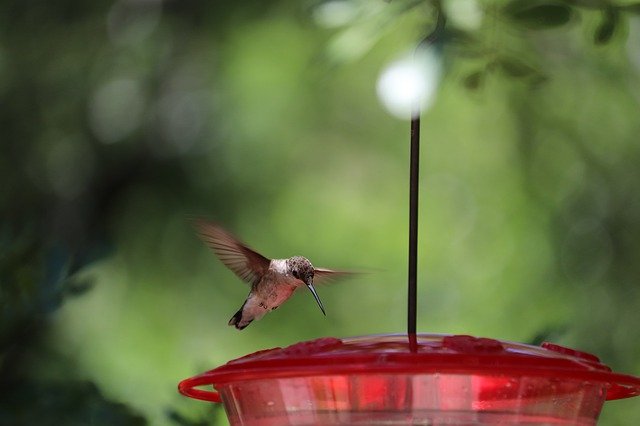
[179,24,640,425]
[179,333,640,425]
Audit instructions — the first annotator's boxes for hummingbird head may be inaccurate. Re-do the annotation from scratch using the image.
[287,256,326,316]
[287,256,314,284]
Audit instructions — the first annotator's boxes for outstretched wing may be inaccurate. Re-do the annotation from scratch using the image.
[313,267,359,286]
[194,219,270,285]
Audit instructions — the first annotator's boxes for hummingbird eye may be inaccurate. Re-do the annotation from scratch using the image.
[292,270,299,279]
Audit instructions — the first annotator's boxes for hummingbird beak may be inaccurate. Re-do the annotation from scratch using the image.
[305,280,326,316]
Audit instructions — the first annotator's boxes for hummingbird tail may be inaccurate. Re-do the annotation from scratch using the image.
[228,308,252,330]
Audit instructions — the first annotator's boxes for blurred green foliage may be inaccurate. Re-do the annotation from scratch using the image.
[2,0,640,424]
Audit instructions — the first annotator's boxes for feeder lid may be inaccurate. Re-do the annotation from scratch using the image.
[179,333,640,403]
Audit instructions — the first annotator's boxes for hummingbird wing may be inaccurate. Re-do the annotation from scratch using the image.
[313,267,358,285]
[194,220,270,286]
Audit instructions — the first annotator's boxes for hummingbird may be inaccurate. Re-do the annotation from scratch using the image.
[194,220,352,330]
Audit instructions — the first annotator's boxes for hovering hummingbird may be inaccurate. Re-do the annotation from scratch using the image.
[194,220,353,330]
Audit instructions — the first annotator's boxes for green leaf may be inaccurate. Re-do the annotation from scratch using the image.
[498,58,538,78]
[444,28,483,58]
[560,0,611,11]
[594,8,618,45]
[530,73,549,88]
[65,278,95,296]
[504,1,574,29]
[443,28,476,46]
[620,3,640,15]
[463,71,484,90]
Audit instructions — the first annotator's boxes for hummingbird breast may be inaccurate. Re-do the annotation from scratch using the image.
[254,265,299,309]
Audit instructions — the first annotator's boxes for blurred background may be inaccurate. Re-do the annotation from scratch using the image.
[2,0,640,424]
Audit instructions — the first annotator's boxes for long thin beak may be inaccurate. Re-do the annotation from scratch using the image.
[306,282,326,316]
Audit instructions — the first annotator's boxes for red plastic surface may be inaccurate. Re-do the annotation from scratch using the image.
[178,334,640,404]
